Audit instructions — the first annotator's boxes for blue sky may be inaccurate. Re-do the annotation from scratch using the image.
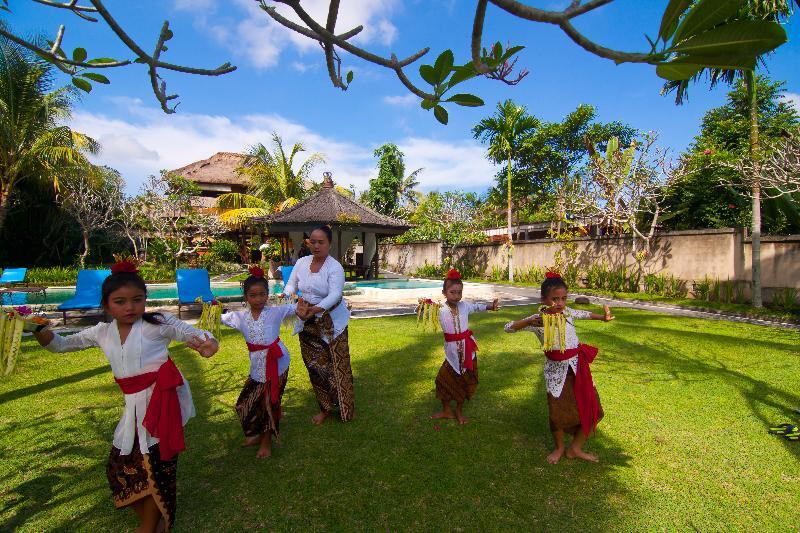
[9,1,800,194]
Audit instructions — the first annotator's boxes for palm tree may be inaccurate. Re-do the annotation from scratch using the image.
[216,133,325,226]
[473,99,539,281]
[0,36,98,234]
[662,1,796,307]
[398,168,423,208]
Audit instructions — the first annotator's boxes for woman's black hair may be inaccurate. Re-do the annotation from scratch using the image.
[242,275,269,294]
[101,271,163,325]
[541,276,569,299]
[310,225,333,243]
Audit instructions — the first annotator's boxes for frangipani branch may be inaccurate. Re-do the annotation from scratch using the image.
[0,0,236,113]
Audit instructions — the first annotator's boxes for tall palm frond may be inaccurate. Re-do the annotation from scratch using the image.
[214,192,270,227]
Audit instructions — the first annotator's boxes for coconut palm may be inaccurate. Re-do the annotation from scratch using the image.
[216,133,325,226]
[473,99,539,281]
[0,36,98,234]
[662,0,797,307]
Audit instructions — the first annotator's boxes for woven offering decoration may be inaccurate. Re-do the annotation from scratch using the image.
[416,298,442,333]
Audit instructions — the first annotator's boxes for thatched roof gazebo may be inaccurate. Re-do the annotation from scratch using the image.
[259,172,411,279]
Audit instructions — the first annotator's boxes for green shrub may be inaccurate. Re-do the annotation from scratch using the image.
[210,239,240,263]
[694,276,712,301]
[25,266,78,285]
[138,263,175,282]
[664,275,687,298]
[770,287,799,311]
[413,262,445,279]
[585,262,610,290]
[146,238,179,265]
[490,265,508,282]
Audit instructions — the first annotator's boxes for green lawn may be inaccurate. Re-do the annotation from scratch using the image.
[1,307,798,531]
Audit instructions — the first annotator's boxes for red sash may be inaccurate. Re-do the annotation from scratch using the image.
[545,343,600,436]
[247,339,283,405]
[443,330,478,371]
[115,358,185,460]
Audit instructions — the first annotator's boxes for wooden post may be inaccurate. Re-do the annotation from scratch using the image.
[373,235,380,279]
[337,228,342,263]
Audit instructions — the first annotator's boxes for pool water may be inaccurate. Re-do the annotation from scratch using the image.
[353,279,441,289]
[1,278,440,306]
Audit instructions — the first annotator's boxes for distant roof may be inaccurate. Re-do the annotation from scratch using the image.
[171,152,248,187]
[262,173,411,234]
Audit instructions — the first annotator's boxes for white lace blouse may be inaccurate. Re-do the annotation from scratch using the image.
[45,313,213,455]
[438,300,487,375]
[504,307,592,398]
[284,255,350,342]
[221,304,296,382]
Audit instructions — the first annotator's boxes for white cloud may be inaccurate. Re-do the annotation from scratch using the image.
[382,94,417,106]
[291,61,317,73]
[781,92,800,113]
[70,99,496,195]
[176,0,399,70]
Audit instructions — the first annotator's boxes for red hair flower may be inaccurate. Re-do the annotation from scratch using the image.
[248,265,265,279]
[445,268,461,280]
[111,260,139,275]
[545,269,562,279]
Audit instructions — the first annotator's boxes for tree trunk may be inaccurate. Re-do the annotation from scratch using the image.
[0,183,11,236]
[507,155,514,282]
[746,71,763,308]
[80,229,90,268]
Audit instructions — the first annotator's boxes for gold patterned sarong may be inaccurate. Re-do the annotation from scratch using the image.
[298,313,355,421]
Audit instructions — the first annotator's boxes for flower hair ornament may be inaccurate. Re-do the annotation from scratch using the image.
[545,269,562,280]
[445,268,461,280]
[248,265,265,279]
[111,253,140,275]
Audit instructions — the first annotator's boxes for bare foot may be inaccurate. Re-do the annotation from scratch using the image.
[241,435,260,448]
[566,447,599,462]
[256,434,272,458]
[455,412,469,425]
[547,447,565,464]
[311,410,330,425]
[430,411,455,420]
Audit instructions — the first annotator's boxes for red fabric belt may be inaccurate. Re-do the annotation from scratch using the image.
[545,343,600,436]
[247,339,283,405]
[115,358,184,460]
[443,329,478,371]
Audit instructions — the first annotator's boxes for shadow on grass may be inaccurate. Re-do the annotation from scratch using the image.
[586,323,800,460]
[167,311,636,530]
[0,365,107,404]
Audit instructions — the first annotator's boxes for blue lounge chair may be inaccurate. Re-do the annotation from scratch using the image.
[176,269,214,318]
[0,267,27,286]
[58,269,111,323]
[280,266,300,296]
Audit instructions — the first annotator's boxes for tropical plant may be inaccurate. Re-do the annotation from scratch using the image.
[473,99,539,281]
[58,166,124,267]
[216,133,325,226]
[658,0,796,307]
[0,36,98,234]
[366,143,423,215]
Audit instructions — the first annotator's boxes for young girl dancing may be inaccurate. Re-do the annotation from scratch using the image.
[431,269,499,424]
[505,271,613,464]
[31,258,218,532]
[221,266,299,459]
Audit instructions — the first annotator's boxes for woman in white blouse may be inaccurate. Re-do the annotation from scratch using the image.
[32,263,217,532]
[283,225,355,424]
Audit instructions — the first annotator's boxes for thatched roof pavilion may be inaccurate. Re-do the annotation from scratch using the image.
[259,172,411,278]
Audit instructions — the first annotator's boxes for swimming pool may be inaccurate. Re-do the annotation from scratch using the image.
[352,279,441,290]
[1,279,441,306]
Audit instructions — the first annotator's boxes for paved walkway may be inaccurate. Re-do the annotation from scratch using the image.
[351,282,800,330]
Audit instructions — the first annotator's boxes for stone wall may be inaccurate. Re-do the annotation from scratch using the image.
[379,229,800,297]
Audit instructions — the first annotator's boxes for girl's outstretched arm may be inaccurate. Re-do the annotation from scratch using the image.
[588,305,615,322]
[505,315,543,332]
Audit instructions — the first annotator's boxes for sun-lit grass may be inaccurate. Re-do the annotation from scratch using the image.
[0,307,798,531]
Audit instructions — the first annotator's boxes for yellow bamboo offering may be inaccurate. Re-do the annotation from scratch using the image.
[416,298,442,333]
[539,305,567,353]
[196,298,222,339]
[0,310,25,376]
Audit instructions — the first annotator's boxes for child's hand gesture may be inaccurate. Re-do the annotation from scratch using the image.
[602,305,615,322]
[187,333,218,358]
[488,298,500,311]
[527,315,543,327]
